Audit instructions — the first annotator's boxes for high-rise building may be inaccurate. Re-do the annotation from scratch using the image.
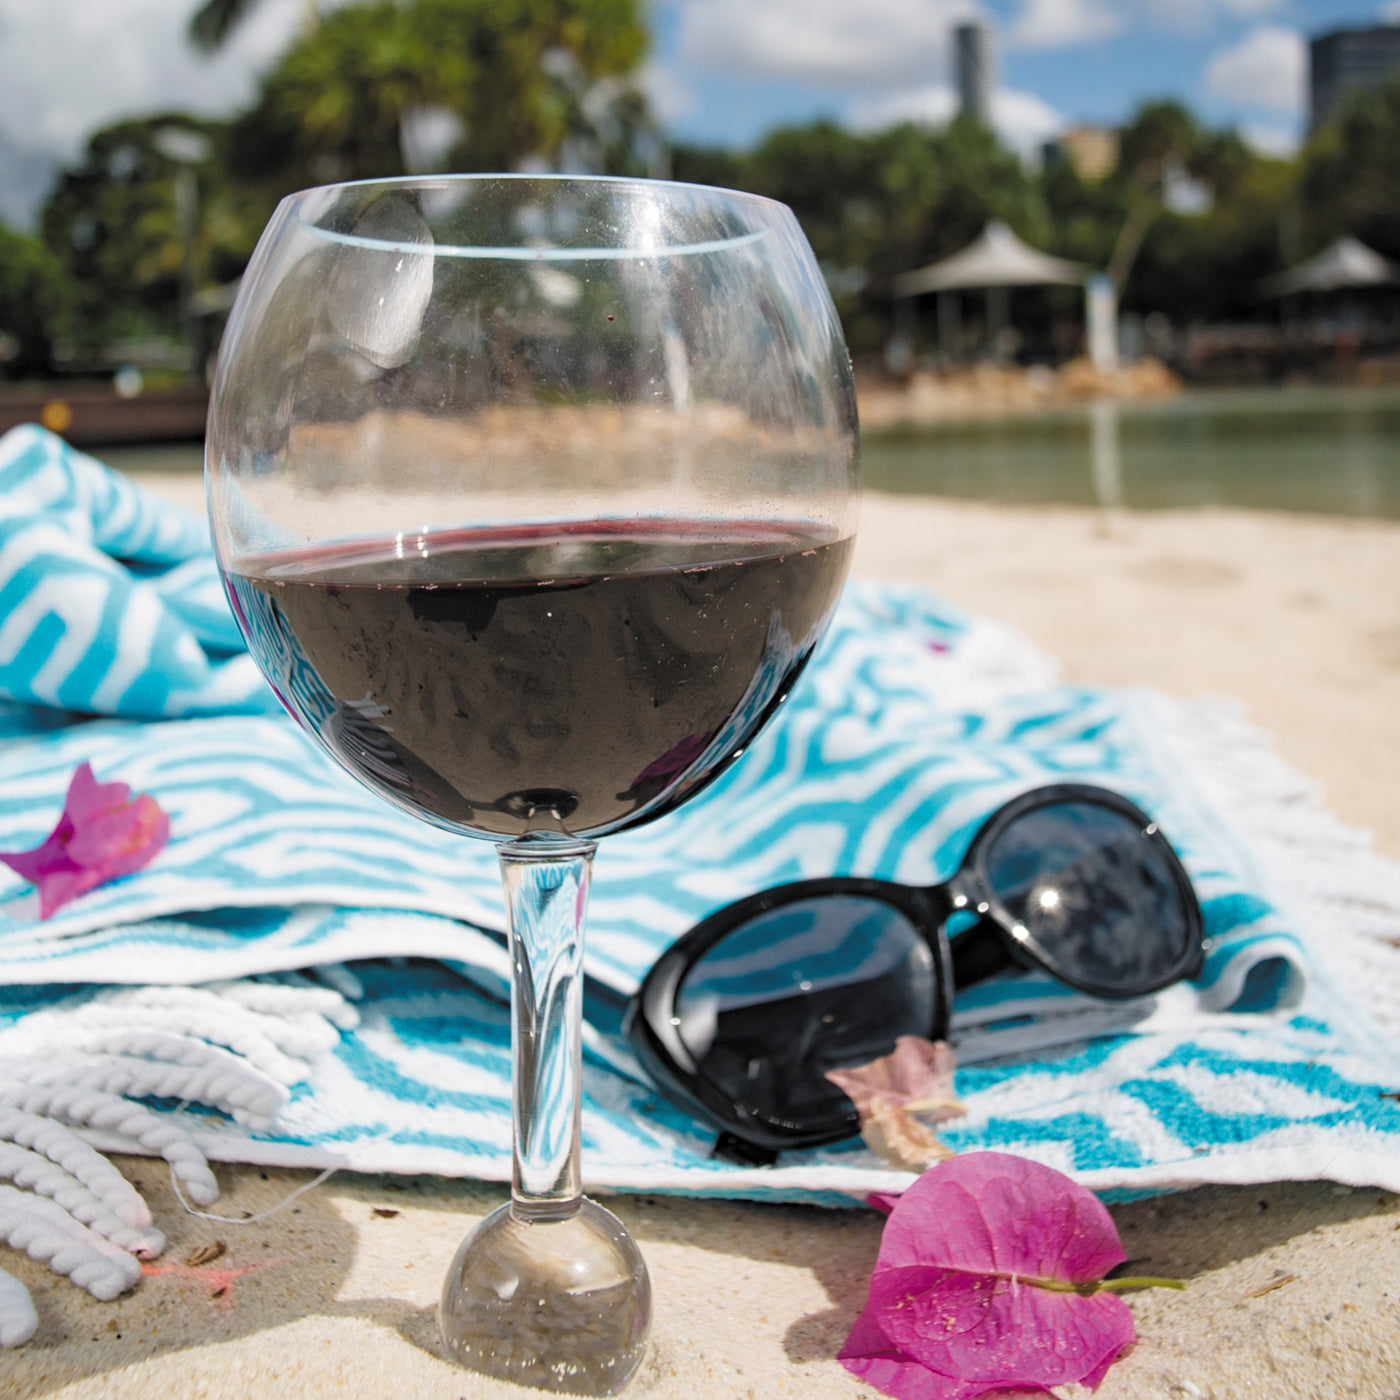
[1310,25,1400,129]
[954,22,994,127]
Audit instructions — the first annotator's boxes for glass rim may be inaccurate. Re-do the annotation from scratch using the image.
[284,171,791,262]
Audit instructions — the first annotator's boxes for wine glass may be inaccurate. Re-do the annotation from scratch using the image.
[206,175,859,1393]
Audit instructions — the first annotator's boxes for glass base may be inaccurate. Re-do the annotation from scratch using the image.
[438,1197,651,1395]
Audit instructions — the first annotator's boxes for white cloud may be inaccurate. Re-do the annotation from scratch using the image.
[1241,120,1301,157]
[0,0,308,225]
[678,0,1297,82]
[0,0,306,160]
[1137,0,1284,33]
[681,0,983,87]
[846,85,960,131]
[1203,24,1307,114]
[1381,0,1400,20]
[846,83,1065,160]
[0,0,304,164]
[1009,0,1120,48]
[639,61,698,127]
[1012,0,1286,43]
[994,88,1068,153]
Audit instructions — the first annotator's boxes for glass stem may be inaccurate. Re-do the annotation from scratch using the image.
[498,836,596,1220]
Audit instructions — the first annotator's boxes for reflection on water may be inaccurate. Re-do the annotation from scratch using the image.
[97,384,1400,519]
[1089,399,1122,510]
[101,442,205,475]
[862,383,1400,519]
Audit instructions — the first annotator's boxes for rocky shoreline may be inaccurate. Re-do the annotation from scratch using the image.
[857,356,1182,431]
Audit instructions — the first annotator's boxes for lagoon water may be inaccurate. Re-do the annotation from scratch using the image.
[104,383,1400,520]
[862,383,1400,519]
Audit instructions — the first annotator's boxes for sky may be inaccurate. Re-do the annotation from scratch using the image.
[1,0,1398,229]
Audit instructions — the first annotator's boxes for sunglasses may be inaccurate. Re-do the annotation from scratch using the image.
[615,782,1204,1162]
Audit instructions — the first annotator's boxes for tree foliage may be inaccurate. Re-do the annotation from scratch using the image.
[190,0,324,53]
[40,116,230,359]
[674,98,1310,356]
[1299,78,1400,260]
[31,3,1400,375]
[0,225,62,375]
[230,0,651,190]
[675,117,1050,355]
[1043,101,1294,324]
[41,1,653,357]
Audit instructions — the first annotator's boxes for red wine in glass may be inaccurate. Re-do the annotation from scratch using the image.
[225,520,852,840]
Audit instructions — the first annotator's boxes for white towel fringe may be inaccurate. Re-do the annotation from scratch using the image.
[0,1185,141,1300]
[0,1140,164,1257]
[0,1104,153,1232]
[0,1267,38,1347]
[0,975,352,1344]
[0,1085,219,1206]
[1149,692,1400,1041]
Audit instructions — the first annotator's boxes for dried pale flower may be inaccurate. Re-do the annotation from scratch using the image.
[860,1097,958,1172]
[0,762,168,919]
[826,1035,966,1170]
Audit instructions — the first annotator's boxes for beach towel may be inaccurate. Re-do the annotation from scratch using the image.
[3,421,1400,1220]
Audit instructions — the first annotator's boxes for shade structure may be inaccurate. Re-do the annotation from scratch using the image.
[1257,236,1400,298]
[893,220,1089,296]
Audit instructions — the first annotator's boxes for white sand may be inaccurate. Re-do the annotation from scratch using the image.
[852,494,1400,860]
[3,484,1397,1400]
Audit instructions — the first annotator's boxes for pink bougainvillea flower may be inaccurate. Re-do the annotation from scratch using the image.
[841,1151,1181,1400]
[0,762,169,919]
[866,1191,903,1217]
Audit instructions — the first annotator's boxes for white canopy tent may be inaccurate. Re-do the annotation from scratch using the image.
[889,221,1098,367]
[1257,236,1400,298]
[892,220,1089,297]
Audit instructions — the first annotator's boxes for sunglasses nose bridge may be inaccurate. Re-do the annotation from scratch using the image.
[903,882,959,1040]
[929,872,985,929]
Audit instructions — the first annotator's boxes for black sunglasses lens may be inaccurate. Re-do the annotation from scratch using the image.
[673,895,940,1132]
[981,799,1195,989]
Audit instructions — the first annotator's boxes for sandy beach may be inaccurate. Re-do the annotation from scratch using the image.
[3,479,1399,1400]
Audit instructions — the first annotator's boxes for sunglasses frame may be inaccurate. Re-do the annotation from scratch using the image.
[628,875,955,1155]
[624,782,1204,1157]
[947,782,1206,1000]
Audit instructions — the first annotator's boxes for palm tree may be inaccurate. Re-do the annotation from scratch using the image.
[188,0,319,53]
[1106,101,1206,294]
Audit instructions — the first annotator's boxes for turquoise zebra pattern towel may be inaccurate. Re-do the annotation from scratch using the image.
[2,423,1400,1203]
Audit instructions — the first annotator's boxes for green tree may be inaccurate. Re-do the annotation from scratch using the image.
[1040,100,1295,323]
[41,116,233,361]
[0,223,62,376]
[189,0,319,52]
[1124,148,1295,321]
[674,100,1303,353]
[1299,78,1400,260]
[1102,100,1207,292]
[227,0,652,189]
[675,116,1048,358]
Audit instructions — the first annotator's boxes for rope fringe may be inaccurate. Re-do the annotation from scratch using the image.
[0,974,353,1344]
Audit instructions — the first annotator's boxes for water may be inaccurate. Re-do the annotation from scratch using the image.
[104,384,1400,520]
[861,383,1400,519]
[102,442,205,475]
